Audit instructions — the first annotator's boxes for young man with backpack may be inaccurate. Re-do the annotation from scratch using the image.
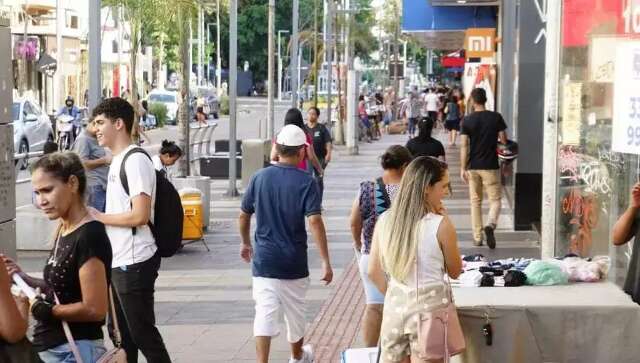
[89,97,176,363]
[239,125,333,363]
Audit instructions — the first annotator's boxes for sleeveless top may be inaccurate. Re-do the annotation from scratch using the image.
[446,102,460,121]
[405,213,446,287]
[358,178,400,254]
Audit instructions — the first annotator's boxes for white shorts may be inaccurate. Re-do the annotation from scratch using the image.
[252,276,310,343]
[358,254,386,305]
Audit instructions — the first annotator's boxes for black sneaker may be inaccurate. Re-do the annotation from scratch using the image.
[484,225,496,249]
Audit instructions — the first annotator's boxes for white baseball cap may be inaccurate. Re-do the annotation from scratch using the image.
[276,125,308,146]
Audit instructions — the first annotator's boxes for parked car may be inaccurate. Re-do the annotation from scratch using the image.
[12,99,54,169]
[196,86,219,119]
[148,89,179,125]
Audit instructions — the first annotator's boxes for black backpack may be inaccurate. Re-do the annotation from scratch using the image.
[119,148,184,257]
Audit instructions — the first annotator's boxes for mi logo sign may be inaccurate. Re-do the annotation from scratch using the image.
[465,28,496,58]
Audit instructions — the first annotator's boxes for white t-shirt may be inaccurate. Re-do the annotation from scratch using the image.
[425,93,439,112]
[106,145,157,268]
[151,154,165,173]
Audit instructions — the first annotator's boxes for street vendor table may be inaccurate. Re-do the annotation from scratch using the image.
[452,282,640,363]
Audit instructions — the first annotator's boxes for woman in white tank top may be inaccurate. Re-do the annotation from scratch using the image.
[368,156,463,363]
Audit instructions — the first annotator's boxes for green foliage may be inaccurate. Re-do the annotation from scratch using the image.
[149,102,168,127]
[220,95,229,115]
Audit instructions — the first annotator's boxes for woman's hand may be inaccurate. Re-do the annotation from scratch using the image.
[0,255,23,278]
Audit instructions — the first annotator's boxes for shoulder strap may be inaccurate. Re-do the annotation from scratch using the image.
[118,147,153,237]
[54,293,85,363]
[119,147,151,196]
[109,286,123,347]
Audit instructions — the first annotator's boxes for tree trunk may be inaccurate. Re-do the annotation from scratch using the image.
[177,4,191,177]
[130,19,141,144]
[313,0,318,107]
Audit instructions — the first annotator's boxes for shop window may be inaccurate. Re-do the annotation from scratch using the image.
[555,0,638,285]
[112,40,118,54]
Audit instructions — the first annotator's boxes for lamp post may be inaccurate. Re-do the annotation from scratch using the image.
[278,30,290,101]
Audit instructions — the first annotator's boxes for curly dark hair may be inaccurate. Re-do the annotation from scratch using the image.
[91,97,135,134]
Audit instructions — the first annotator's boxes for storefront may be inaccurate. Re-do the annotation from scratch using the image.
[542,0,640,285]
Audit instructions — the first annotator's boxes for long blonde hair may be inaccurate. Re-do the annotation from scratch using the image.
[379,156,448,283]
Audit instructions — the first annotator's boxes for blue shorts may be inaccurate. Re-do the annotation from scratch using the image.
[358,253,385,305]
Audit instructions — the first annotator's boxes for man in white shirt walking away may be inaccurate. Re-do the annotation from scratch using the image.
[89,97,171,363]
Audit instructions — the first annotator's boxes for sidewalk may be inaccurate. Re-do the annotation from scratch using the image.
[16,127,539,362]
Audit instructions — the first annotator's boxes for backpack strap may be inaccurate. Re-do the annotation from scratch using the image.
[119,147,154,236]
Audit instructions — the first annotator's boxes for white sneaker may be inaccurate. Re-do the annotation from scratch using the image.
[288,344,314,363]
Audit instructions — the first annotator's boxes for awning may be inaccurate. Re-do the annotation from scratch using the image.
[442,56,465,68]
[402,0,497,50]
[402,0,497,32]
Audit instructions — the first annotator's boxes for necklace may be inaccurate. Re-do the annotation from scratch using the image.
[47,211,90,267]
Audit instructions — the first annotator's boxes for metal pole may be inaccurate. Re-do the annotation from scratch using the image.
[55,0,63,104]
[291,0,299,108]
[278,31,283,101]
[216,0,222,95]
[207,23,211,84]
[267,0,275,139]
[88,0,101,110]
[198,5,204,86]
[325,0,332,126]
[313,0,318,106]
[227,0,238,196]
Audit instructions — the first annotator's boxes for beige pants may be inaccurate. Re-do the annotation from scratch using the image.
[468,169,501,242]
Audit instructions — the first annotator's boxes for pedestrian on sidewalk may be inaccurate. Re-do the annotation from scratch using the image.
[270,108,324,177]
[444,95,462,146]
[460,88,508,249]
[349,145,412,347]
[406,117,445,162]
[424,88,440,128]
[306,107,333,203]
[239,124,333,363]
[152,140,183,180]
[612,182,640,304]
[368,156,462,363]
[3,152,113,363]
[358,95,373,142]
[73,120,111,212]
[406,91,422,139]
[89,98,172,363]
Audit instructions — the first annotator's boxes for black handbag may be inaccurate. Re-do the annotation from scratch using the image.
[0,338,42,363]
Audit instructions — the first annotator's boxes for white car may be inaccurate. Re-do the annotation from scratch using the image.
[148,89,179,125]
[12,99,54,169]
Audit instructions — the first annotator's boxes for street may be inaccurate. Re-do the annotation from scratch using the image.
[14,97,293,209]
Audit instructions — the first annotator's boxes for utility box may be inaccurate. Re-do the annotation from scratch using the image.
[0,17,15,259]
[241,139,271,188]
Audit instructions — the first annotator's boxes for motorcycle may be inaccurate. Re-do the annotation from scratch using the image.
[56,114,76,150]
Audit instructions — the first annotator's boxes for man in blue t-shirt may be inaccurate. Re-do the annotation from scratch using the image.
[239,124,333,363]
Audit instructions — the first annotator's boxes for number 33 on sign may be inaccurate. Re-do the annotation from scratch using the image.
[613,42,640,155]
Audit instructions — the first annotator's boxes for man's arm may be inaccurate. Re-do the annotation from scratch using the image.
[238,211,253,262]
[459,134,470,183]
[307,214,333,284]
[82,157,110,170]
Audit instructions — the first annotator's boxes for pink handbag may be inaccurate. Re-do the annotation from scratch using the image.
[415,238,465,362]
